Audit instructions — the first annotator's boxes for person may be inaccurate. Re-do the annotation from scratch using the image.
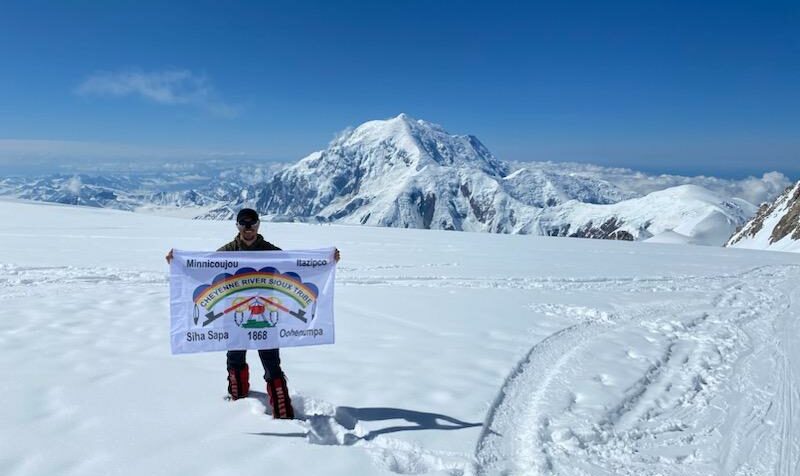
[166,208,340,419]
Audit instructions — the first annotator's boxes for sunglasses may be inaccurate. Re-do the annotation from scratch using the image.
[237,220,260,230]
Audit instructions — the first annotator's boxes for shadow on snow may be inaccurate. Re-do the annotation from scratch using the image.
[250,403,481,444]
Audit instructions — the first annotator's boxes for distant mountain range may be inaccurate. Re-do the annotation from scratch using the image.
[0,164,279,218]
[0,114,793,247]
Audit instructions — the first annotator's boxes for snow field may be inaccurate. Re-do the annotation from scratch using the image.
[1,199,800,475]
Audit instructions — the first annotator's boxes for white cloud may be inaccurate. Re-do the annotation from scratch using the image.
[730,172,793,205]
[63,175,82,195]
[75,69,239,118]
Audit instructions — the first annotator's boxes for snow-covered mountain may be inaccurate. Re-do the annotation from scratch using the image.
[539,185,756,245]
[237,113,535,232]
[501,167,637,207]
[201,114,754,244]
[511,162,791,207]
[2,175,140,210]
[1,114,788,245]
[726,181,800,253]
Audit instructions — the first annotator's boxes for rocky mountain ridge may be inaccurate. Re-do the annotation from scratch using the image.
[727,181,800,252]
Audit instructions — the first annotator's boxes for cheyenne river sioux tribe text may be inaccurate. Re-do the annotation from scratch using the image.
[197,276,314,309]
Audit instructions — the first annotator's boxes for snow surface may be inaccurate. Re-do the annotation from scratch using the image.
[2,198,800,476]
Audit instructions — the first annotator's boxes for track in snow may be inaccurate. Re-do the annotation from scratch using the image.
[475,265,800,476]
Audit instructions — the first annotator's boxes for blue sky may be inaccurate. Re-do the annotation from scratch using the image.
[0,0,798,177]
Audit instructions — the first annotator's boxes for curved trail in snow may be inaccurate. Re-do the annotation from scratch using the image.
[475,265,800,476]
[767,273,799,476]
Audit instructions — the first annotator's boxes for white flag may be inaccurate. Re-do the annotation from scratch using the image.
[169,248,336,354]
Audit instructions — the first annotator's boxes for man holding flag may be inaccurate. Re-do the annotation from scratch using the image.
[166,208,340,419]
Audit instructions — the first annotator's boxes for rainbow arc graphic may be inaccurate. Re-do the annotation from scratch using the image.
[192,267,319,327]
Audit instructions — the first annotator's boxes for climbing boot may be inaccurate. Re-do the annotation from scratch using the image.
[227,364,250,400]
[266,374,294,419]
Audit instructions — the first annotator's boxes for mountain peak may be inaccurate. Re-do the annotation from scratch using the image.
[344,113,441,143]
[318,114,506,176]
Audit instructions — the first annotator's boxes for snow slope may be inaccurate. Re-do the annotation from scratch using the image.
[727,181,800,253]
[538,184,755,245]
[2,199,800,476]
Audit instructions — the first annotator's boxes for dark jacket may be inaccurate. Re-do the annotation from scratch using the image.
[217,234,281,252]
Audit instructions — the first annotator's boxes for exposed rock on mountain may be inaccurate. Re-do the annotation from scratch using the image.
[727,181,800,253]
